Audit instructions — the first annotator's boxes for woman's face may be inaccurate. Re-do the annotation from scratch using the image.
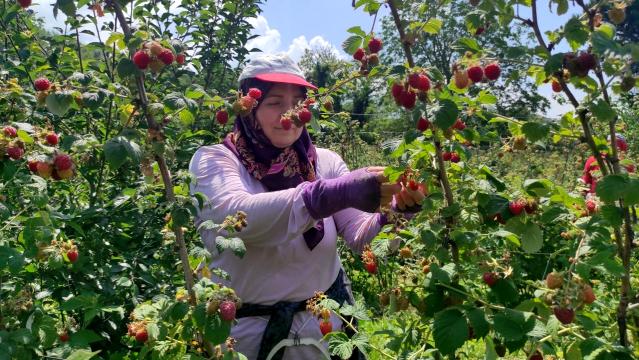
[255,83,306,148]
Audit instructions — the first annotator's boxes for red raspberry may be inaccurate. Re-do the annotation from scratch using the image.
[7,146,24,160]
[551,80,562,93]
[219,300,236,322]
[34,77,51,91]
[578,52,596,71]
[215,110,229,125]
[298,109,312,124]
[3,126,17,137]
[586,199,597,214]
[408,180,419,191]
[417,117,430,131]
[319,320,332,335]
[132,50,151,70]
[67,250,78,263]
[280,117,292,130]
[467,66,484,83]
[408,73,421,89]
[509,200,525,215]
[17,0,32,8]
[453,118,466,130]
[391,82,404,99]
[484,63,501,80]
[364,261,377,274]
[553,307,575,324]
[54,154,73,171]
[367,37,382,53]
[157,49,174,65]
[353,48,365,61]
[46,132,59,146]
[135,329,148,343]
[176,53,186,65]
[529,350,543,360]
[626,164,635,173]
[442,151,452,161]
[400,90,417,109]
[475,27,485,36]
[482,272,498,287]
[247,88,262,100]
[58,331,70,342]
[416,74,430,91]
[450,152,461,163]
[28,160,39,172]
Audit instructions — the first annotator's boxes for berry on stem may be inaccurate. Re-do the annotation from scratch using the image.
[368,37,382,53]
[484,63,501,80]
[364,261,377,274]
[417,117,431,131]
[157,49,175,65]
[353,48,365,61]
[34,78,51,91]
[248,88,262,100]
[67,250,78,263]
[551,80,562,93]
[3,126,17,138]
[467,66,484,83]
[132,50,151,70]
[319,320,332,335]
[135,329,148,343]
[46,132,59,146]
[553,307,575,324]
[219,300,237,322]
[483,272,498,287]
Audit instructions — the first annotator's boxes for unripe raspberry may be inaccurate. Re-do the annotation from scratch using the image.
[454,69,470,89]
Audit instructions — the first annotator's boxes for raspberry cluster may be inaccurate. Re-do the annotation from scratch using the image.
[352,37,383,75]
[391,70,431,110]
[132,41,185,73]
[453,62,501,89]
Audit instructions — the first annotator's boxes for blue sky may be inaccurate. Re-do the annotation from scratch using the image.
[34,0,588,117]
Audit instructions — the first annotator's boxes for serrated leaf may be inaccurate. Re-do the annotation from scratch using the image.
[466,308,489,338]
[342,35,363,55]
[434,99,459,129]
[116,58,138,78]
[328,332,354,359]
[66,350,101,360]
[521,122,550,143]
[589,99,615,122]
[493,309,535,341]
[595,175,628,203]
[505,218,543,253]
[46,91,74,116]
[104,136,141,170]
[433,309,468,356]
[565,17,589,51]
[340,302,370,321]
[214,236,246,258]
[422,18,443,34]
[523,179,553,197]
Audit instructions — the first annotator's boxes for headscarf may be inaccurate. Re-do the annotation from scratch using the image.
[222,79,325,250]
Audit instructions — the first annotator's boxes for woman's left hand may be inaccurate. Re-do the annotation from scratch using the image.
[394,182,427,211]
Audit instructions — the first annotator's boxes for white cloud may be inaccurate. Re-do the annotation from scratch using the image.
[245,15,345,62]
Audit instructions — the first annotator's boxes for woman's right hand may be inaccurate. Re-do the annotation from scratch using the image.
[364,166,402,208]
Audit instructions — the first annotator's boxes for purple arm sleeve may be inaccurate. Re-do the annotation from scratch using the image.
[302,168,381,219]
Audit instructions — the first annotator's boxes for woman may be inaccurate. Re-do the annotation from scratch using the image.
[189,53,424,360]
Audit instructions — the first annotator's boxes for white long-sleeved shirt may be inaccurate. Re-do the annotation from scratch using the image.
[188,144,381,359]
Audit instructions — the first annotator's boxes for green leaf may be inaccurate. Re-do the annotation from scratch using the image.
[466,307,490,338]
[434,99,459,129]
[203,316,230,344]
[521,122,550,143]
[430,263,456,285]
[479,166,506,192]
[523,179,554,197]
[116,58,138,78]
[433,309,468,356]
[346,26,367,37]
[595,175,627,202]
[328,332,354,359]
[564,17,589,51]
[66,350,101,360]
[456,37,482,52]
[477,193,509,217]
[103,136,141,170]
[544,53,565,76]
[589,99,615,122]
[215,236,246,258]
[600,205,623,227]
[493,309,535,341]
[556,0,568,15]
[421,18,443,34]
[505,218,543,253]
[339,302,370,321]
[45,91,74,116]
[69,330,102,347]
[342,35,363,55]
[56,0,76,17]
[0,246,24,273]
